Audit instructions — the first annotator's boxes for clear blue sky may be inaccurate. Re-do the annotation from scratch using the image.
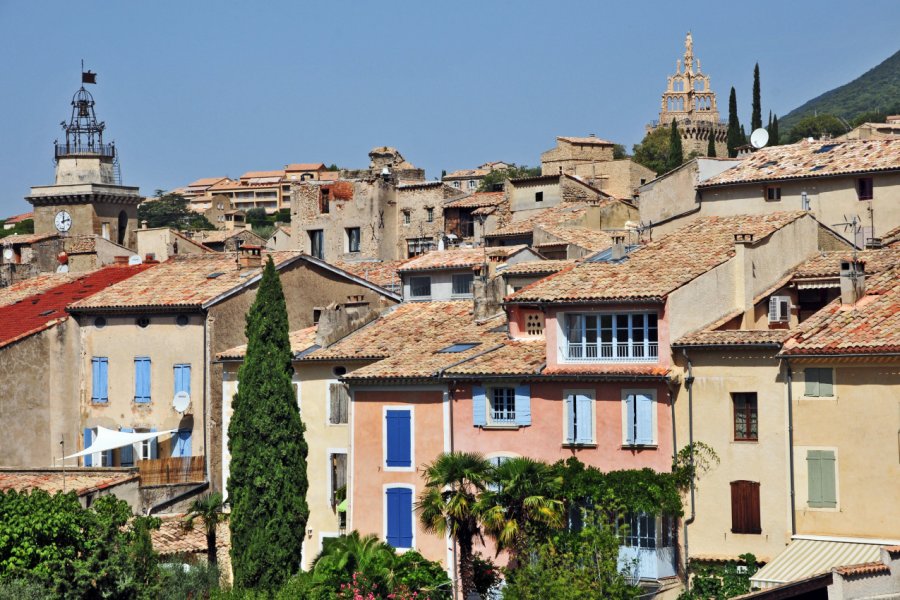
[1,0,898,216]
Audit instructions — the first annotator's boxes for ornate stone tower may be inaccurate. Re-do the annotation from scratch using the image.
[649,33,728,158]
[26,73,141,249]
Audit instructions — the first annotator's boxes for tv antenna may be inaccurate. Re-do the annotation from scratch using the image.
[832,214,862,257]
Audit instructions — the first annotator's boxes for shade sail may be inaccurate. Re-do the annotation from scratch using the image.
[64,426,177,459]
[751,537,886,589]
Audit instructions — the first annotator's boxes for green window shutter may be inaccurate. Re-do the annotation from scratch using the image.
[820,451,837,507]
[819,369,834,397]
[807,450,823,507]
[805,369,820,397]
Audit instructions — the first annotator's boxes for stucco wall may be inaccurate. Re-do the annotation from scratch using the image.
[509,180,563,212]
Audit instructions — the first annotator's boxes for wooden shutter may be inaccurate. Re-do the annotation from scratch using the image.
[385,410,411,468]
[807,450,837,508]
[805,368,820,397]
[575,394,593,444]
[331,453,347,505]
[91,357,108,402]
[120,428,134,466]
[625,394,636,445]
[818,369,833,397]
[636,394,654,445]
[730,480,761,534]
[472,385,487,427]
[83,428,93,467]
[174,364,191,396]
[514,385,531,426]
[565,394,576,444]
[149,427,158,459]
[134,358,151,403]
[330,383,349,424]
[386,487,413,548]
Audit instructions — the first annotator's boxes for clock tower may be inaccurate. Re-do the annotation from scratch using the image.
[26,72,141,249]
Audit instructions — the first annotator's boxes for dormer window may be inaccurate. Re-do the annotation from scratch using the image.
[563,312,658,363]
[768,296,790,323]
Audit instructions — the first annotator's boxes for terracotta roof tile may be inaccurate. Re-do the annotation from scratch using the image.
[793,248,900,279]
[833,562,890,577]
[537,224,615,252]
[285,163,325,171]
[192,229,266,245]
[675,329,793,347]
[0,469,138,497]
[444,192,505,209]
[542,365,670,377]
[2,212,33,224]
[0,273,78,308]
[186,177,229,188]
[218,325,317,360]
[240,170,285,180]
[0,232,58,245]
[0,265,152,348]
[151,515,229,556]
[699,139,900,187]
[486,202,592,238]
[502,259,575,276]
[781,266,900,356]
[445,340,545,376]
[332,259,408,289]
[398,246,528,272]
[883,545,900,554]
[557,135,615,145]
[882,225,900,246]
[510,212,807,303]
[444,169,489,179]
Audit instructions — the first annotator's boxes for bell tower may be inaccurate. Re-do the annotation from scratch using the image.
[26,69,141,249]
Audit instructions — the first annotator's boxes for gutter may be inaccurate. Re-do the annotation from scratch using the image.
[776,351,900,359]
[682,349,696,593]
[146,481,209,516]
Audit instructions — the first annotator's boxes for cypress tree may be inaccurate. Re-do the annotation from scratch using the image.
[751,63,762,131]
[706,134,716,157]
[668,119,684,171]
[726,87,742,157]
[770,114,780,146]
[228,256,309,589]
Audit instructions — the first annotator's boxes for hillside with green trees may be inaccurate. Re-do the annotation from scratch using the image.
[778,49,900,135]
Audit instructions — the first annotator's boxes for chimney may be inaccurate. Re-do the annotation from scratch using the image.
[611,235,626,260]
[238,244,263,269]
[140,220,148,230]
[733,233,755,327]
[839,259,866,305]
[113,255,129,265]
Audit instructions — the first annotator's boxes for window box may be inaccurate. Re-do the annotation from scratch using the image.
[562,313,658,363]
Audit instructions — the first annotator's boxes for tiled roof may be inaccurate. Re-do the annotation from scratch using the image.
[193,229,266,245]
[319,171,341,181]
[2,211,33,224]
[699,139,900,187]
[538,224,615,252]
[240,170,285,180]
[675,329,793,348]
[557,135,614,145]
[0,265,151,348]
[486,202,592,238]
[781,266,900,356]
[882,225,900,246]
[444,169,489,179]
[445,340,545,376]
[0,469,138,497]
[398,246,528,273]
[218,325,317,360]
[306,301,506,376]
[186,177,229,188]
[542,365,670,377]
[0,232,58,245]
[502,259,575,276]
[151,515,229,557]
[0,273,77,308]
[444,192,505,209]
[792,248,900,279]
[67,252,301,311]
[833,562,890,577]
[285,163,325,171]
[883,545,900,554]
[510,212,808,303]
[331,259,408,289]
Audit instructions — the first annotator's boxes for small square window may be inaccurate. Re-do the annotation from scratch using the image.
[857,177,873,201]
[733,393,758,441]
[451,273,474,296]
[467,180,477,190]
[409,276,431,298]
[535,191,544,202]
[453,181,461,189]
[804,368,834,397]
[765,186,781,201]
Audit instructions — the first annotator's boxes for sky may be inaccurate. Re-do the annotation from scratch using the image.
[1,0,899,216]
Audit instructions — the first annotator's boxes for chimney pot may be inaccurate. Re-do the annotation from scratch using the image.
[839,259,866,305]
[733,233,754,244]
[611,235,627,260]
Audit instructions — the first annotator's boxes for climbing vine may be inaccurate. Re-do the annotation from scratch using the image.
[679,554,758,600]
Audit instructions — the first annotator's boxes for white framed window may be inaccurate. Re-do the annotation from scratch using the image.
[452,181,461,189]
[409,276,432,298]
[490,387,516,424]
[768,296,790,323]
[621,389,657,446]
[562,312,658,363]
[467,180,477,190]
[473,385,531,428]
[402,210,411,225]
[563,389,595,445]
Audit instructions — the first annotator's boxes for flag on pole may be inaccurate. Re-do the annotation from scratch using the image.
[82,71,97,84]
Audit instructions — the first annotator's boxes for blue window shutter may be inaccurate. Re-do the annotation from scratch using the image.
[172,429,192,457]
[636,394,654,445]
[83,428,93,467]
[386,488,413,548]
[575,394,593,444]
[625,394,636,445]
[514,385,531,426]
[174,364,191,396]
[565,394,576,443]
[149,427,158,459]
[91,357,109,402]
[99,358,108,402]
[135,358,151,403]
[472,386,486,427]
[385,410,411,467]
[120,428,134,466]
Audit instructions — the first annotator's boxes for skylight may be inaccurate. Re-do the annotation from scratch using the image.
[810,165,826,172]
[815,144,839,154]
[437,342,480,353]
[207,272,224,279]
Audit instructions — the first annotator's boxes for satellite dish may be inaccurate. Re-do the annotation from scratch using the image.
[128,255,143,265]
[750,128,769,149]
[173,391,190,413]
[56,264,69,273]
[2,247,12,261]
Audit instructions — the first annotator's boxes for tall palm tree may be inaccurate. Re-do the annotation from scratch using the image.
[183,492,227,566]
[478,457,565,565]
[418,452,492,599]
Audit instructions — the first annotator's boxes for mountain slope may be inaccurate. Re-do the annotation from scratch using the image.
[779,49,900,132]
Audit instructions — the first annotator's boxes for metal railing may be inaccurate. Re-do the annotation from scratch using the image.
[55,141,116,159]
[565,342,658,363]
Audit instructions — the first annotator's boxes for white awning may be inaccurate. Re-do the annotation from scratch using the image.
[751,537,886,589]
[64,426,176,460]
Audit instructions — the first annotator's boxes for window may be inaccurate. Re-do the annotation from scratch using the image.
[768,296,790,323]
[535,191,544,202]
[313,309,322,324]
[82,428,112,467]
[346,227,361,253]
[564,313,658,362]
[452,181,461,189]
[765,186,782,201]
[175,314,189,327]
[804,368,834,397]
[406,238,435,257]
[135,428,158,461]
[857,177,874,201]
[309,230,324,259]
[622,513,657,548]
[119,427,135,467]
[134,357,151,403]
[426,208,434,223]
[171,429,192,457]
[330,452,347,509]
[623,392,655,446]
[91,357,109,403]
[385,486,414,549]
[409,276,432,298]
[807,450,837,508]
[490,387,516,423]
[439,342,479,353]
[385,408,412,469]
[329,382,349,424]
[564,391,594,445]
[451,273,474,296]
[730,481,761,534]
[402,210,411,225]
[733,393,758,441]
[174,364,191,400]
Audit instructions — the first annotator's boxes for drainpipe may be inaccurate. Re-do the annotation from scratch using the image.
[666,381,677,466]
[784,358,796,536]
[203,313,210,487]
[682,349,696,593]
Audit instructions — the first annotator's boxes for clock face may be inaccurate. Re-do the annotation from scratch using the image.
[54,210,72,232]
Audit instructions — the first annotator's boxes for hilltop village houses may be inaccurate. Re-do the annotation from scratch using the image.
[3,32,900,599]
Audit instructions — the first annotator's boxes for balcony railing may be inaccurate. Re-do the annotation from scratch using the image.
[565,342,658,363]
[54,141,116,159]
